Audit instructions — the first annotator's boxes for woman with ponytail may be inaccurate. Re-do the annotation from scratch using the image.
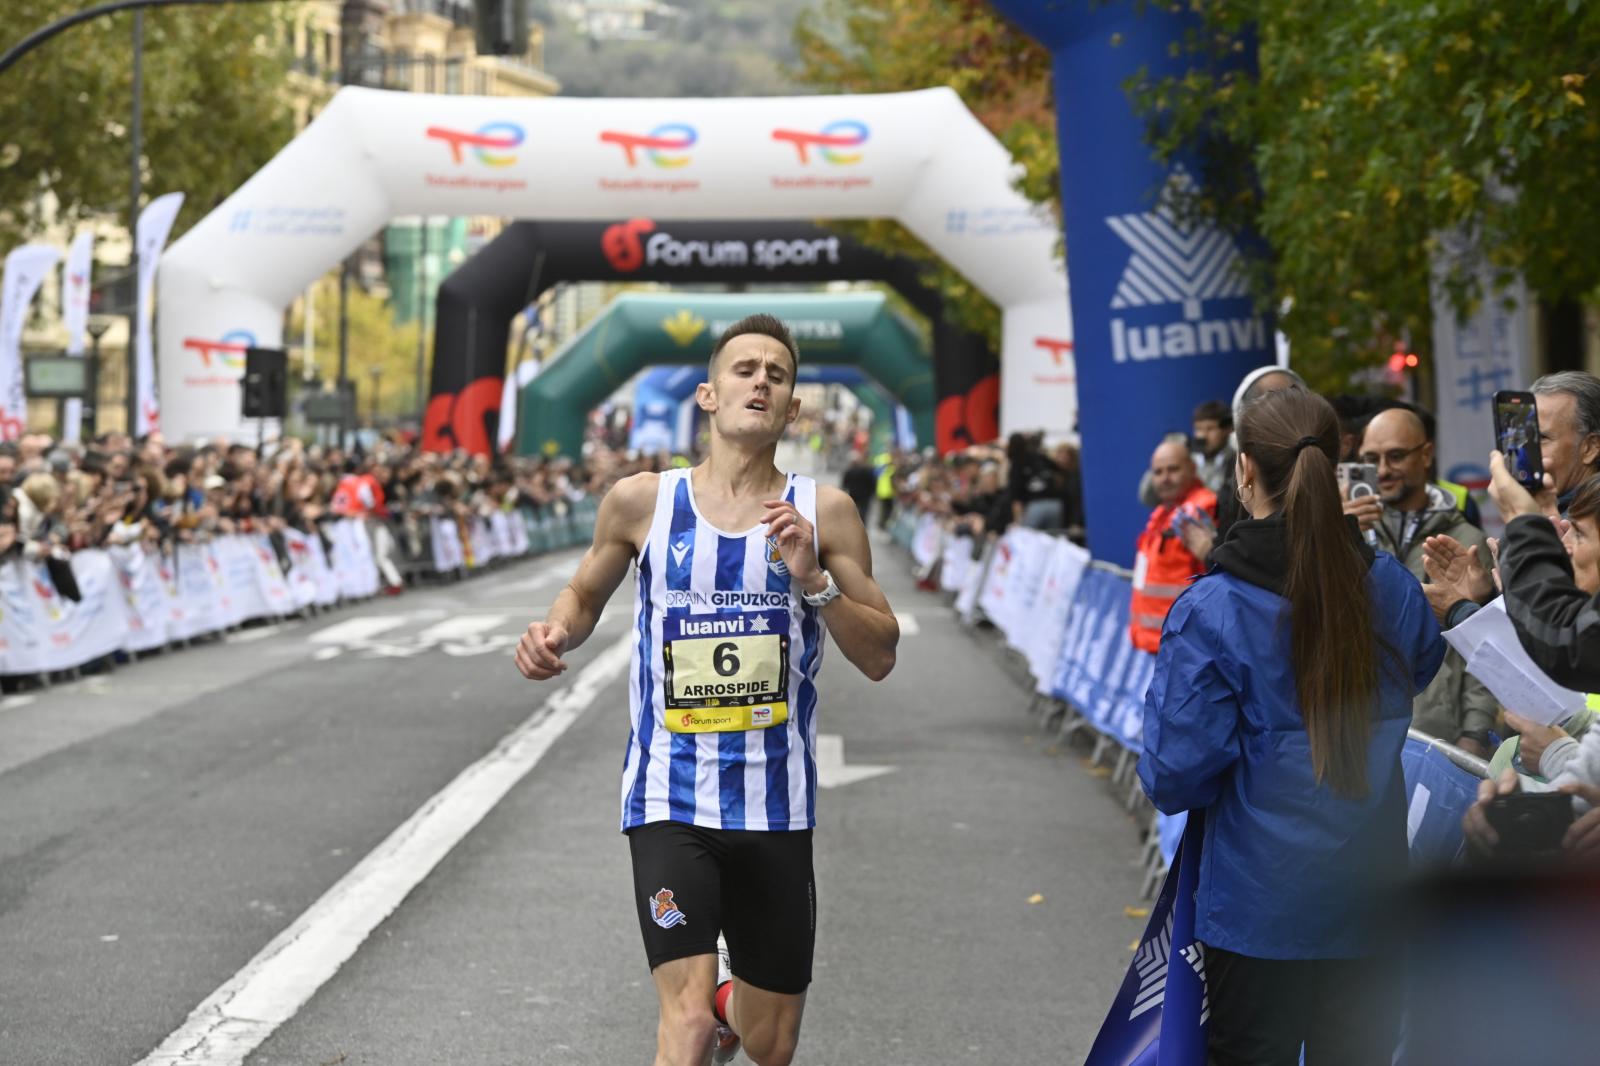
[1138,387,1445,1064]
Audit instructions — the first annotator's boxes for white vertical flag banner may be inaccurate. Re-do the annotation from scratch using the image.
[62,230,95,442]
[497,356,542,453]
[1431,234,1534,494]
[0,244,62,441]
[135,192,184,436]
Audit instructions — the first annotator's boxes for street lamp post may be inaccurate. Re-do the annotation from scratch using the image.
[367,364,382,428]
[85,315,114,439]
[127,9,143,438]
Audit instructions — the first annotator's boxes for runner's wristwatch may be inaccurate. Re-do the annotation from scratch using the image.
[801,570,842,607]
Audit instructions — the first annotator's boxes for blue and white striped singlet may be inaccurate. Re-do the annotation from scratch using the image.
[620,468,826,832]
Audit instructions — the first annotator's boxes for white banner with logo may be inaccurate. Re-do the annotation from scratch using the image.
[62,231,94,442]
[329,519,379,599]
[0,244,61,440]
[0,554,128,674]
[158,87,1071,441]
[1431,239,1534,492]
[1021,537,1090,692]
[111,543,173,652]
[431,516,465,572]
[283,527,333,609]
[135,192,185,436]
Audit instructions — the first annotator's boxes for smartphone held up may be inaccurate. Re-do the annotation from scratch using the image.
[1492,391,1545,492]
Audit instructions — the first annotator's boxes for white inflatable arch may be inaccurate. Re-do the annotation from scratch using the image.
[158,86,1072,442]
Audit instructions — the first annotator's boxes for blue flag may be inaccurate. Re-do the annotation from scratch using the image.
[1086,811,1209,1066]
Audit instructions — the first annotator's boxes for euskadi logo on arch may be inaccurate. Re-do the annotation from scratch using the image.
[423,121,528,193]
[598,124,701,194]
[1105,168,1265,363]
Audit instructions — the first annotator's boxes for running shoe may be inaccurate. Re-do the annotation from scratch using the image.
[712,934,740,1064]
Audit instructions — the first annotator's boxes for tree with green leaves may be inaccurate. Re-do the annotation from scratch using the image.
[0,1,295,250]
[1131,0,1600,391]
[791,0,1057,349]
[290,277,428,424]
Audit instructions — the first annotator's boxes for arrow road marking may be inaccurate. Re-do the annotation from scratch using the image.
[815,733,895,790]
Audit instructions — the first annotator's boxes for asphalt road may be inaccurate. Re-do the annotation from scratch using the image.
[0,533,1148,1066]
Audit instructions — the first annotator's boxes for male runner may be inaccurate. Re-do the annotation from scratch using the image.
[515,314,899,1066]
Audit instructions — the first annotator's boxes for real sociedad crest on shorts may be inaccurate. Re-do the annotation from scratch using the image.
[650,888,688,929]
[766,536,789,579]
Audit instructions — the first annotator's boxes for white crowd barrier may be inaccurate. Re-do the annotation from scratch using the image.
[0,528,317,676]
[0,499,603,678]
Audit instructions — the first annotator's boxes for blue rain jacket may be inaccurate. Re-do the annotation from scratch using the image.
[1138,550,1444,959]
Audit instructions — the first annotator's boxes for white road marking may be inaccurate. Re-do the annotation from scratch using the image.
[135,633,635,1066]
[506,569,568,594]
[414,614,510,643]
[308,616,410,645]
[0,694,38,713]
[815,734,895,789]
[894,612,920,636]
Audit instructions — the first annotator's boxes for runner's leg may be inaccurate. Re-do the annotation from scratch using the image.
[650,954,720,1066]
[725,983,806,1066]
[720,829,815,1066]
[629,824,727,1066]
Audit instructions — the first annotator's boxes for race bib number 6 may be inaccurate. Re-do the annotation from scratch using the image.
[663,610,790,733]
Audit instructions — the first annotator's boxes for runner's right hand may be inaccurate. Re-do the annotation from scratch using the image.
[516,621,569,680]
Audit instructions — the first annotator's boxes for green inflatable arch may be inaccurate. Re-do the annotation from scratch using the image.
[516,292,934,458]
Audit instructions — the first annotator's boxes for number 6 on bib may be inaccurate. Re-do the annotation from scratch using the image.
[662,609,791,733]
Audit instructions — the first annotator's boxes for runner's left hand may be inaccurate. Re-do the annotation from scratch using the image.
[763,499,823,593]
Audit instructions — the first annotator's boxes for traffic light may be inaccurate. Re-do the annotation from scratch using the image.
[242,347,288,418]
[473,0,530,56]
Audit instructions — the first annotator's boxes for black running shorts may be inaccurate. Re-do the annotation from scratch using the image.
[626,821,816,995]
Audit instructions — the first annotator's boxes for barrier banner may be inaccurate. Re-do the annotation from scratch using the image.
[282,528,324,611]
[175,543,224,640]
[249,535,294,615]
[1085,811,1209,1065]
[1400,738,1480,867]
[0,560,34,672]
[911,514,942,570]
[506,511,530,556]
[17,553,130,674]
[1022,538,1090,689]
[111,544,171,652]
[216,536,270,626]
[470,518,496,568]
[329,520,379,599]
[431,517,465,572]
[977,530,1022,633]
[490,512,516,560]
[1052,567,1153,749]
[939,532,976,594]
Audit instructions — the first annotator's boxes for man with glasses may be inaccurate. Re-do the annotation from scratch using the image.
[1345,407,1498,755]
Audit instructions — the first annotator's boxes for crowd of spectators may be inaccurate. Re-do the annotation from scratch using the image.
[868,432,1085,549]
[0,428,661,600]
[890,367,1600,863]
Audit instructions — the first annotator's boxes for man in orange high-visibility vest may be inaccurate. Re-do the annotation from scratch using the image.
[1130,438,1217,653]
